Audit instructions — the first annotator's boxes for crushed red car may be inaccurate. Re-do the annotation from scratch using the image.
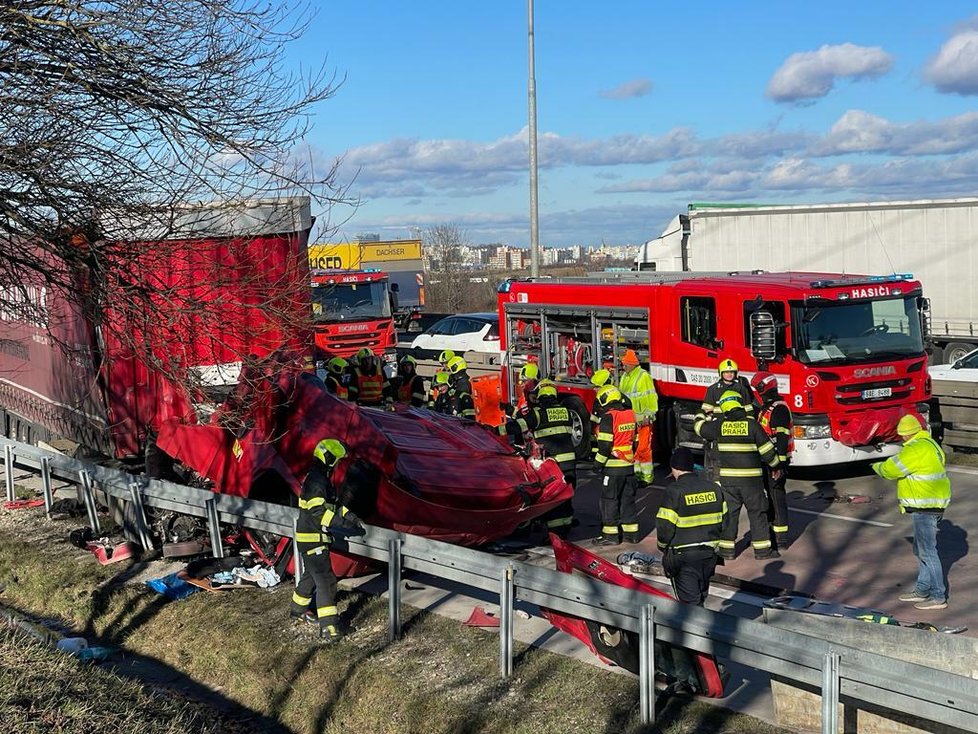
[157,361,573,570]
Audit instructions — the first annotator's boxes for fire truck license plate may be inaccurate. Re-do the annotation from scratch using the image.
[861,387,892,399]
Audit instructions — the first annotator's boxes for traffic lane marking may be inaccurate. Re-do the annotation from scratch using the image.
[789,507,892,527]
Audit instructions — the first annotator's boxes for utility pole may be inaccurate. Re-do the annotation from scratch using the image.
[527,0,540,277]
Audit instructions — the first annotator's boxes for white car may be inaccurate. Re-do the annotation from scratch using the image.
[929,348,978,382]
[409,313,502,361]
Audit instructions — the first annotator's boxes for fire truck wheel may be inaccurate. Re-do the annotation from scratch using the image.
[560,396,592,461]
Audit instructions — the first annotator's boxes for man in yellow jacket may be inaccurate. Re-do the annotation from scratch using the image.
[872,414,951,610]
[618,350,657,484]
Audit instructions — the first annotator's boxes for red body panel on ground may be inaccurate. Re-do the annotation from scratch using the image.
[541,535,726,697]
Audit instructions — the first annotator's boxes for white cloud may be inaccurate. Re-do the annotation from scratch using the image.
[925,27,978,95]
[599,78,653,100]
[766,43,893,103]
[813,110,978,156]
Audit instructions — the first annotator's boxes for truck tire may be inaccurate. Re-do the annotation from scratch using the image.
[561,396,592,461]
[944,342,974,364]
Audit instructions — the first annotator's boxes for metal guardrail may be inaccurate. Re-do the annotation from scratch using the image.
[2,436,977,732]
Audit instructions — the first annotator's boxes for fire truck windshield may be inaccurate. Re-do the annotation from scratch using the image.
[311,281,392,322]
[792,296,924,365]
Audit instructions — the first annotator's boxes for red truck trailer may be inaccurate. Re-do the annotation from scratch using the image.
[498,271,931,466]
[310,268,398,376]
[0,197,313,461]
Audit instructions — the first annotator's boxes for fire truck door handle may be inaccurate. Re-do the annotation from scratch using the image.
[707,351,718,359]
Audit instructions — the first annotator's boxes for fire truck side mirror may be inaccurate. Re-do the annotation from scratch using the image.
[749,310,778,362]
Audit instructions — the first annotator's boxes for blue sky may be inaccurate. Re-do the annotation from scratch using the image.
[293,2,978,247]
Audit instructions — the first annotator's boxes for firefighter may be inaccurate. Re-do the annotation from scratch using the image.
[323,357,350,399]
[697,358,755,480]
[446,356,477,420]
[694,391,781,560]
[589,369,613,457]
[349,348,392,408]
[701,358,755,416]
[290,439,365,641]
[515,362,540,413]
[428,370,452,413]
[437,349,456,372]
[522,383,576,535]
[395,354,427,407]
[655,447,727,606]
[751,371,793,550]
[618,349,658,485]
[593,387,640,545]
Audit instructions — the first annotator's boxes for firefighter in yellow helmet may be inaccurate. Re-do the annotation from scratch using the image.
[872,413,951,610]
[522,382,576,535]
[290,439,365,641]
[323,357,350,400]
[428,370,452,413]
[516,361,540,413]
[437,349,456,372]
[701,358,755,417]
[593,386,639,545]
[395,354,426,407]
[446,356,476,420]
[694,391,780,560]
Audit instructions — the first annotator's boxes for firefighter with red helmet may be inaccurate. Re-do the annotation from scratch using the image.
[751,371,793,550]
[593,387,640,545]
[395,354,427,407]
[290,439,365,641]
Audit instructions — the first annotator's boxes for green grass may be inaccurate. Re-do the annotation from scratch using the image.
[0,512,794,734]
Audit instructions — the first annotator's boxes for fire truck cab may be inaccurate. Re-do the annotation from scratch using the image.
[310,269,398,377]
[498,271,931,467]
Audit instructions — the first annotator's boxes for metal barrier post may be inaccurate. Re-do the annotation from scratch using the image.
[292,516,303,583]
[4,444,13,503]
[40,457,53,516]
[639,604,656,726]
[388,538,402,642]
[205,497,224,558]
[822,651,840,734]
[79,470,101,534]
[127,482,152,550]
[500,565,514,679]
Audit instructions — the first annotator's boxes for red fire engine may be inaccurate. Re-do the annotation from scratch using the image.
[310,269,398,376]
[497,271,931,466]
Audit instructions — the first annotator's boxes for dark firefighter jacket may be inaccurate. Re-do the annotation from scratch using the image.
[757,398,793,464]
[701,376,755,416]
[521,398,575,470]
[655,471,727,552]
[295,463,353,552]
[694,408,780,487]
[450,373,477,420]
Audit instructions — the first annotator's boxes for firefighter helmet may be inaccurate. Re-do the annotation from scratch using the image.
[750,371,778,396]
[590,368,611,388]
[519,362,539,381]
[537,384,558,399]
[596,386,622,407]
[446,356,467,374]
[326,357,348,375]
[434,371,450,385]
[718,390,743,413]
[438,349,456,365]
[718,358,738,376]
[897,414,924,436]
[356,347,372,361]
[399,354,417,367]
[313,438,347,467]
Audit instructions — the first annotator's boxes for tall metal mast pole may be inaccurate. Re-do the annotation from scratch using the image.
[527,0,540,277]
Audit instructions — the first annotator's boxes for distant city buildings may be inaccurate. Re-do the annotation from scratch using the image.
[424,242,640,272]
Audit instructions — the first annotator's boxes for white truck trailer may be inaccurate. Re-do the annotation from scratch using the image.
[635,198,978,363]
